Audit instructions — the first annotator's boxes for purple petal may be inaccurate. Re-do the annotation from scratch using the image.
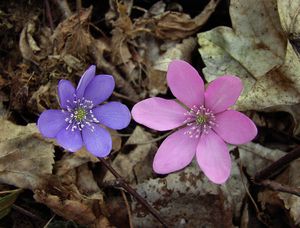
[56,128,83,152]
[83,75,115,106]
[205,76,243,113]
[131,97,187,131]
[38,110,67,138]
[214,110,257,145]
[93,102,131,130]
[153,127,198,174]
[82,124,112,157]
[167,60,204,108]
[76,65,96,98]
[58,80,75,109]
[196,131,231,184]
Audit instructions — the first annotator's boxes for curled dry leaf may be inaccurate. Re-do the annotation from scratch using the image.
[131,158,246,227]
[198,0,300,112]
[0,120,54,190]
[35,162,110,227]
[135,0,220,40]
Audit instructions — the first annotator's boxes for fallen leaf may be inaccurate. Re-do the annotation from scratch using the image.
[198,0,300,111]
[104,126,156,184]
[0,120,54,189]
[131,157,246,227]
[238,143,285,176]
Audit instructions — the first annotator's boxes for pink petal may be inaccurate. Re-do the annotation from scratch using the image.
[196,131,231,184]
[205,76,243,113]
[131,97,187,131]
[214,110,257,145]
[153,127,198,174]
[167,60,204,108]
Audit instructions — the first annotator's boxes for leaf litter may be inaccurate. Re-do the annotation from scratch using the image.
[0,0,300,227]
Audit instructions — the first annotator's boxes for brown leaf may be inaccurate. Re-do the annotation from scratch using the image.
[135,0,220,40]
[0,120,54,189]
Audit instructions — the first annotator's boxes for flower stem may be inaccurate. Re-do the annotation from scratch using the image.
[99,157,169,227]
[254,146,300,182]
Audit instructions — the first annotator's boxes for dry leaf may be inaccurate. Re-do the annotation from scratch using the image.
[0,120,54,189]
[277,159,300,225]
[136,0,220,40]
[131,158,246,227]
[238,143,285,176]
[104,126,155,184]
[198,0,300,111]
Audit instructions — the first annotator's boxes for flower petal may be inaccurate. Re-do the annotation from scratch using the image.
[205,76,243,113]
[82,124,112,157]
[153,127,198,174]
[214,110,257,145]
[58,79,75,109]
[56,128,83,152]
[132,97,187,131]
[196,131,231,184]
[167,60,204,108]
[76,65,96,98]
[93,102,131,130]
[83,75,115,106]
[37,110,67,138]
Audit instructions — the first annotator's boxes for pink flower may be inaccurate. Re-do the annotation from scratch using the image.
[132,60,257,184]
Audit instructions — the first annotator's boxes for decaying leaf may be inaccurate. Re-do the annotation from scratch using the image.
[131,157,246,227]
[104,126,156,184]
[238,143,285,176]
[0,120,54,189]
[277,159,300,225]
[258,158,300,226]
[198,0,300,112]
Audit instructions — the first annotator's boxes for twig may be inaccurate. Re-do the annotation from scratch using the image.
[43,214,56,228]
[99,157,169,227]
[259,179,300,197]
[44,0,54,31]
[52,0,72,18]
[121,190,134,228]
[254,146,300,182]
[12,204,45,222]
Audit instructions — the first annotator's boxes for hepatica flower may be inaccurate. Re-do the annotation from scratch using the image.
[38,65,131,157]
[132,60,257,184]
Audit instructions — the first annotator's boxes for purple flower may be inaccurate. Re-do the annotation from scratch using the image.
[38,65,131,157]
[132,60,257,184]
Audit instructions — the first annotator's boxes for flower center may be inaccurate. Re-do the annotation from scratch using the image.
[74,108,87,121]
[63,95,100,132]
[183,105,216,138]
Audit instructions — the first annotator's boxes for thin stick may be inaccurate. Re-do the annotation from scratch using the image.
[254,146,300,182]
[12,204,45,222]
[121,190,134,228]
[99,157,169,227]
[52,0,72,18]
[43,214,56,228]
[45,0,54,31]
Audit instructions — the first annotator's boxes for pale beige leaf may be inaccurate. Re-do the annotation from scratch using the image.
[0,120,54,189]
[239,143,285,176]
[132,158,246,227]
[198,0,300,111]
